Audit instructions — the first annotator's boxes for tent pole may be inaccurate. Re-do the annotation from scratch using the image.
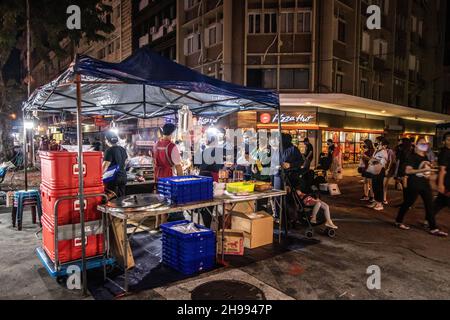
[23,111,28,191]
[276,106,287,238]
[75,73,87,296]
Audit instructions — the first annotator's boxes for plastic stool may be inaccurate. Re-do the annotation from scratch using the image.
[11,190,42,231]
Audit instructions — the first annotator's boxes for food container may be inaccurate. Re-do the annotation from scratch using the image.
[226,182,255,194]
[254,182,272,192]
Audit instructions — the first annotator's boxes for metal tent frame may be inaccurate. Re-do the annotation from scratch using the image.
[23,48,283,296]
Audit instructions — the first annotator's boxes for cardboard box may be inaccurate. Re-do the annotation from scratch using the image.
[217,230,245,256]
[110,217,135,270]
[227,201,255,214]
[231,211,274,249]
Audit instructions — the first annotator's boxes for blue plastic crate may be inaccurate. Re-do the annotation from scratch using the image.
[157,176,213,205]
[162,254,216,275]
[160,220,216,275]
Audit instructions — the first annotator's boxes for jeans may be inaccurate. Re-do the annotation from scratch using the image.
[396,183,436,230]
[371,170,385,203]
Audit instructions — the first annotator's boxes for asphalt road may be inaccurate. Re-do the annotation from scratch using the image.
[0,176,449,300]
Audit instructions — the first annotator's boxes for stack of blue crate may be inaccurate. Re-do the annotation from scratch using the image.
[161,220,216,275]
[157,176,213,205]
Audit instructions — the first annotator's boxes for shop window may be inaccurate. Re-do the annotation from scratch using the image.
[280,69,309,89]
[297,11,311,33]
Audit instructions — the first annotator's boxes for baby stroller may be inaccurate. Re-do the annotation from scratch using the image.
[284,168,336,239]
[313,153,330,185]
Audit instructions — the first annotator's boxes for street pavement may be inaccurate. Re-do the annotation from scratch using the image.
[0,175,449,300]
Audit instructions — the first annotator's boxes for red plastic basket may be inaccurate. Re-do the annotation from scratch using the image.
[40,184,104,225]
[41,215,104,264]
[40,151,103,189]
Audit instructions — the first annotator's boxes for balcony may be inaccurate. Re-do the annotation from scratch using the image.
[167,19,177,34]
[139,0,149,12]
[151,26,165,42]
[139,34,149,48]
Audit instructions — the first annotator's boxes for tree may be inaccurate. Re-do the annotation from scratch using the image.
[0,0,115,161]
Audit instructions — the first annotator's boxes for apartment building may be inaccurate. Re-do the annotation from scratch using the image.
[133,0,177,59]
[176,0,449,163]
[29,0,133,90]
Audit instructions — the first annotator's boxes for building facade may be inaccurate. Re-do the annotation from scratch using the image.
[132,0,177,59]
[174,0,449,163]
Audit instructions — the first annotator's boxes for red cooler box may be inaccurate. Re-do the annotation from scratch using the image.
[40,152,103,189]
[41,184,104,225]
[42,215,104,264]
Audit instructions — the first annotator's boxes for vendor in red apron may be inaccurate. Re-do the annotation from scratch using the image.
[153,123,183,179]
[153,123,184,223]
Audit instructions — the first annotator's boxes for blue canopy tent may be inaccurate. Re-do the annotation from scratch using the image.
[23,47,279,119]
[23,47,282,295]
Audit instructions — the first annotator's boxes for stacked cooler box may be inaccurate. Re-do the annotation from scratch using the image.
[40,152,105,264]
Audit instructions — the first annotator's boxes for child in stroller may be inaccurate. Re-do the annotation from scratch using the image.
[285,168,338,238]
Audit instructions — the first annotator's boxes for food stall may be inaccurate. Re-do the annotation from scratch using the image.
[23,47,285,296]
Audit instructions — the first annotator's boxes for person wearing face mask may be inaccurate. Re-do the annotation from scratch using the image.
[395,137,448,237]
[367,138,389,211]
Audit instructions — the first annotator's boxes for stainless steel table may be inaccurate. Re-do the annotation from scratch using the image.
[97,194,223,292]
[98,190,286,293]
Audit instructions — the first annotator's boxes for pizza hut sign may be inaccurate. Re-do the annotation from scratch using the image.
[259,112,315,124]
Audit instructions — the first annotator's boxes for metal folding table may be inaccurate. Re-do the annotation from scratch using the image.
[97,194,223,292]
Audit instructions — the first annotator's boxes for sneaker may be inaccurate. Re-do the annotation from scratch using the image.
[374,204,384,211]
[360,196,370,201]
[367,202,377,208]
[369,197,375,203]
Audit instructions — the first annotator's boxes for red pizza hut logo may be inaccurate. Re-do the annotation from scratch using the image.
[260,113,272,124]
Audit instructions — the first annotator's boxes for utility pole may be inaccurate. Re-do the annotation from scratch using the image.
[24,0,31,191]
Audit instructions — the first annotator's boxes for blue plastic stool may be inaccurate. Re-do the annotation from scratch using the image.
[11,190,42,231]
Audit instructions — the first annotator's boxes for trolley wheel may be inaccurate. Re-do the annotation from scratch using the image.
[56,276,67,285]
[326,228,336,238]
[305,230,314,239]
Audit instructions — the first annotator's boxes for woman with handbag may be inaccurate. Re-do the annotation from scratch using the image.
[367,138,389,211]
[359,139,375,202]
[395,137,448,237]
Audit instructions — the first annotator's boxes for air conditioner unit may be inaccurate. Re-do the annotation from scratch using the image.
[163,18,170,27]
[150,26,157,34]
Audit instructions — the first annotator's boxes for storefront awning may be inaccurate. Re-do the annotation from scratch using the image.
[23,48,279,118]
[280,93,450,124]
